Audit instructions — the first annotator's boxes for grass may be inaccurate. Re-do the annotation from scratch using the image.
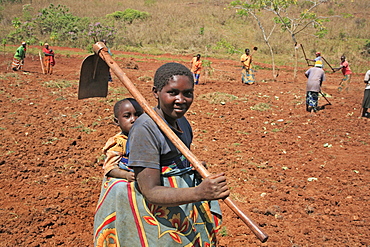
[271,128,282,132]
[219,226,228,237]
[197,92,238,105]
[42,80,75,88]
[250,103,272,111]
[73,125,96,134]
[42,137,58,145]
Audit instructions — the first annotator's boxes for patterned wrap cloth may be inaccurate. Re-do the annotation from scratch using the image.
[93,155,222,247]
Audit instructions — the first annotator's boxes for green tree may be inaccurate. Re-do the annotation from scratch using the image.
[34,4,88,43]
[231,0,332,80]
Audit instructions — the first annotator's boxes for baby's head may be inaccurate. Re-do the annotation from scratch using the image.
[153,62,193,91]
[114,98,143,135]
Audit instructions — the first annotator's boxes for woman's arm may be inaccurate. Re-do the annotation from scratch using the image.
[134,167,230,207]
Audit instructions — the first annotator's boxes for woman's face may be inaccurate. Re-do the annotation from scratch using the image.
[153,75,194,125]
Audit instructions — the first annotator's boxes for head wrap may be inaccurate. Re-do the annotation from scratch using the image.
[315,60,323,67]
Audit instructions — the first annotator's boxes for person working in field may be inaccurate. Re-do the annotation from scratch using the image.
[94,98,143,245]
[190,53,202,85]
[127,62,229,246]
[306,52,324,68]
[361,69,370,118]
[240,48,255,84]
[42,43,55,74]
[305,60,326,113]
[11,42,27,71]
[94,62,229,246]
[334,55,352,93]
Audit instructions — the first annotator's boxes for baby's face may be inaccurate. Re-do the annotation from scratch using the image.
[115,101,141,134]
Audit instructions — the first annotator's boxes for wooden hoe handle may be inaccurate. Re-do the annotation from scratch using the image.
[92,42,269,243]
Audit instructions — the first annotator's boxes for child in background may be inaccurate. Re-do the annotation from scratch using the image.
[102,98,143,181]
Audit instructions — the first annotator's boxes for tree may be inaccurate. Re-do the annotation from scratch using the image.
[231,1,278,78]
[231,0,331,81]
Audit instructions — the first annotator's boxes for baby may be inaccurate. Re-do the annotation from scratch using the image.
[102,98,143,181]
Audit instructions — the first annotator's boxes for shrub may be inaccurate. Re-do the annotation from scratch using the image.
[106,9,150,24]
[86,22,116,43]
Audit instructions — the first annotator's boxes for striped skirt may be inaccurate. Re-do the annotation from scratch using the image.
[11,58,23,71]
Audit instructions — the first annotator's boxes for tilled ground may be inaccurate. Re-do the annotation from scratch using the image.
[0,47,369,246]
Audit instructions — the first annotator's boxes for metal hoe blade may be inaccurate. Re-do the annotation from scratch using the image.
[78,54,110,99]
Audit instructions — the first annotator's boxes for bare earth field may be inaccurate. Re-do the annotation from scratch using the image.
[0,46,369,247]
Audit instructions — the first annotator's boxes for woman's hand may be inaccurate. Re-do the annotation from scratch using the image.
[195,172,230,201]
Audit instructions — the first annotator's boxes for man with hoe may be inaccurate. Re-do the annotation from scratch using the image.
[334,55,352,93]
[306,51,324,68]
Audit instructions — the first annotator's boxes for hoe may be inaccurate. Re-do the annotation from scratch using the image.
[78,42,269,243]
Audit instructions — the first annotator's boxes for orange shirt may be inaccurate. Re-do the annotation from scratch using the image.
[191,57,202,74]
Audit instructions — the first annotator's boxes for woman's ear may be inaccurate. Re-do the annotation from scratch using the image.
[152,86,159,99]
[113,117,119,126]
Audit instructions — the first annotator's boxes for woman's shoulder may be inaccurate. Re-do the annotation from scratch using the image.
[135,113,155,126]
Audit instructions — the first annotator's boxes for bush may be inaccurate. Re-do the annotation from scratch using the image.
[106,9,150,24]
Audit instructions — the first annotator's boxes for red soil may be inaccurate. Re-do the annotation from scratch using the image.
[0,46,369,247]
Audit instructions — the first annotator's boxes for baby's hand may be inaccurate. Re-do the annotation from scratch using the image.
[126,171,136,182]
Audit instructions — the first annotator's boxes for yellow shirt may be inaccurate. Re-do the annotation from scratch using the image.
[102,133,128,176]
[240,54,252,69]
[191,57,202,74]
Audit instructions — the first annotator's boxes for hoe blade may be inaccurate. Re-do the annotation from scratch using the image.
[78,54,110,99]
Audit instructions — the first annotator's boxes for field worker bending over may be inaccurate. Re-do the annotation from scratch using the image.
[240,48,255,84]
[12,42,27,71]
[95,62,229,246]
[42,43,55,74]
[190,54,202,85]
[305,60,326,113]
